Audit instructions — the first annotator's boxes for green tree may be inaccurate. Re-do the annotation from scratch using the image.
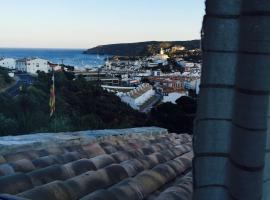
[0,113,18,135]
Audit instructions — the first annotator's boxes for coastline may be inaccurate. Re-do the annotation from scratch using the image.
[0,48,106,68]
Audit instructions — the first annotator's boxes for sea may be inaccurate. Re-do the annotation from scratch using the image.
[0,48,106,69]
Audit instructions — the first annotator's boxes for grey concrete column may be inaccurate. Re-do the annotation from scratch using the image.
[193,1,241,199]
[229,1,270,199]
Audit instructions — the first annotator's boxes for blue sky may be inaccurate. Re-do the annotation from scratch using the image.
[0,0,205,49]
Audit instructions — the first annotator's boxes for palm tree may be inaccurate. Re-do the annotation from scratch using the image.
[194,0,270,199]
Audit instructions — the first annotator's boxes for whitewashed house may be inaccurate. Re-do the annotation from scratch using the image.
[0,58,16,69]
[184,79,201,95]
[177,60,196,72]
[16,58,50,75]
[162,92,186,104]
[152,70,162,77]
[16,58,28,72]
[26,58,50,74]
[171,45,186,52]
[147,48,169,67]
[117,83,155,110]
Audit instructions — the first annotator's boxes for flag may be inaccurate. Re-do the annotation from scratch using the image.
[49,71,55,117]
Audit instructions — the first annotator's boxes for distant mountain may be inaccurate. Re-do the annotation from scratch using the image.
[83,40,200,56]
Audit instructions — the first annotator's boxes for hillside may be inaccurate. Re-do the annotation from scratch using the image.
[0,71,149,135]
[83,40,200,56]
[0,71,196,135]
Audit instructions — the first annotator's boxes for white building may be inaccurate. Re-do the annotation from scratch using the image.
[16,58,28,72]
[171,45,186,52]
[147,48,169,67]
[118,83,155,110]
[162,92,186,104]
[0,58,16,69]
[152,70,162,77]
[184,79,201,95]
[147,62,159,68]
[16,58,50,75]
[177,60,195,68]
[105,57,112,70]
[136,70,152,77]
[134,60,143,69]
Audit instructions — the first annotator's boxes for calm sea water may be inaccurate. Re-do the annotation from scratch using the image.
[0,48,106,69]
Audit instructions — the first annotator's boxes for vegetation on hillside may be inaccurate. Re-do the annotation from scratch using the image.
[0,71,197,136]
[84,40,200,56]
[0,67,13,90]
[150,96,197,134]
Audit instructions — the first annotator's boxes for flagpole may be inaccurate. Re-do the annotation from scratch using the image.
[49,64,56,132]
[53,69,56,133]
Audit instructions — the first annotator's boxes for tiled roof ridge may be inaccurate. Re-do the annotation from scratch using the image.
[0,138,191,176]
[81,153,193,200]
[0,127,168,155]
[16,149,193,200]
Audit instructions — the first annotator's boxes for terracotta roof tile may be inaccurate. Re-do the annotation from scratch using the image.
[0,127,193,200]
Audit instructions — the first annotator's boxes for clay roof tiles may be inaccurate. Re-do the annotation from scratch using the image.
[0,127,193,200]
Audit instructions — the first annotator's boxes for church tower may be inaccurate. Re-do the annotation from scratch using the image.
[160,48,164,55]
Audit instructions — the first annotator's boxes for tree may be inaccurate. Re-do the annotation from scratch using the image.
[176,96,197,114]
[0,113,18,135]
[150,101,195,134]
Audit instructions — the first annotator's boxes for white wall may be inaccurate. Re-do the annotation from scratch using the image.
[0,58,16,69]
[135,89,155,106]
[120,88,155,110]
[121,96,138,110]
[162,92,185,104]
[26,59,49,75]
[16,61,27,72]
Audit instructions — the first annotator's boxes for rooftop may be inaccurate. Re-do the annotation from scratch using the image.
[0,127,193,200]
[128,84,153,99]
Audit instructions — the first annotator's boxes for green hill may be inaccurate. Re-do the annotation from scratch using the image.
[84,40,200,56]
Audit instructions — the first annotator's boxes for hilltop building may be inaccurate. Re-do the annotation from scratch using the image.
[171,45,186,52]
[147,48,169,67]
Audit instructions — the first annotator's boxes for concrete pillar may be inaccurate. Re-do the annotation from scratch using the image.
[230,1,270,199]
[193,1,241,199]
[194,0,270,199]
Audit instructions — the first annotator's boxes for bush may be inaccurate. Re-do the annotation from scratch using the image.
[0,68,13,84]
[0,113,18,136]
[149,96,197,134]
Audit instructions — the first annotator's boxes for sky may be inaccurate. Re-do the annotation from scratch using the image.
[0,0,205,49]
